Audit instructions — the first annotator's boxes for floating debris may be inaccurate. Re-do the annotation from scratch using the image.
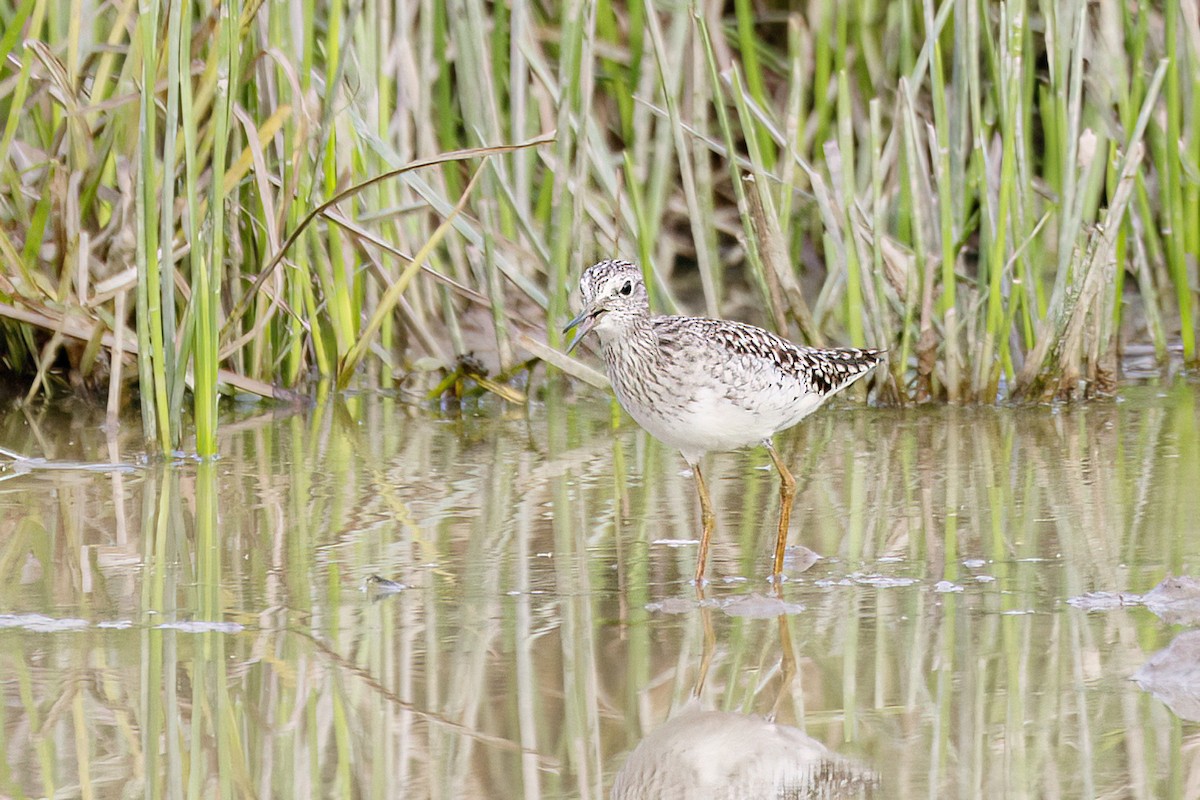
[156,620,245,634]
[97,620,135,629]
[783,545,821,574]
[362,574,408,598]
[852,574,920,588]
[0,614,240,634]
[1133,630,1200,723]
[0,446,140,477]
[1067,591,1141,611]
[644,593,807,618]
[0,614,89,632]
[1066,575,1200,622]
[1141,576,1200,625]
[933,581,964,593]
[645,597,700,615]
[719,593,806,619]
[814,577,854,588]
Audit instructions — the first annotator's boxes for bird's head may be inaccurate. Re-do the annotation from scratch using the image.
[563,259,650,352]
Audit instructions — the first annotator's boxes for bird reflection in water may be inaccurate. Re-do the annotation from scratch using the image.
[611,704,878,800]
[612,592,878,799]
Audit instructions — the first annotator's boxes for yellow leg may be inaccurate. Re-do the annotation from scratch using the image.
[693,591,716,697]
[770,612,797,717]
[764,440,796,580]
[691,461,716,584]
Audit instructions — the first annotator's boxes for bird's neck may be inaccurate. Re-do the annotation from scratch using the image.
[597,313,657,365]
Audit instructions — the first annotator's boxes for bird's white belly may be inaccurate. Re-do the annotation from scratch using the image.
[621,384,825,462]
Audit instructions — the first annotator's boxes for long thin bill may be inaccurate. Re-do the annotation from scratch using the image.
[563,310,594,354]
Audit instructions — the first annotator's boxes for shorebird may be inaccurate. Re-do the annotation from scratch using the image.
[565,259,882,582]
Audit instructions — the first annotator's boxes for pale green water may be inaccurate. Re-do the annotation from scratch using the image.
[1,381,1198,798]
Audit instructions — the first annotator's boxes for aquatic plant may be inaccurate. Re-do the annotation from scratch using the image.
[0,0,1195,451]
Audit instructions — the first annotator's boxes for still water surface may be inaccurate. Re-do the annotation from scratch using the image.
[1,381,1198,798]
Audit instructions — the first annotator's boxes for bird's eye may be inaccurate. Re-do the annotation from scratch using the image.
[619,281,633,296]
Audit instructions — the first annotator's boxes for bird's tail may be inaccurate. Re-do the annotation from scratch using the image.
[804,347,884,396]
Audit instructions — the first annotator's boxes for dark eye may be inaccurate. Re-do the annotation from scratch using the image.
[619,281,633,296]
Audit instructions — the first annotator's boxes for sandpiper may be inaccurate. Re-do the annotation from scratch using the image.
[565,259,882,582]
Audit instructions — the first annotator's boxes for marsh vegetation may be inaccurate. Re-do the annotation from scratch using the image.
[0,0,1197,455]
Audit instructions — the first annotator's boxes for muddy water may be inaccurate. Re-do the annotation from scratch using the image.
[1,381,1197,798]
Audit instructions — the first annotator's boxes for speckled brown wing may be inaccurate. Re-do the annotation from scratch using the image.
[653,316,883,398]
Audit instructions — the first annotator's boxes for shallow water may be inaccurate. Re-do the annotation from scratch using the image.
[1,380,1198,798]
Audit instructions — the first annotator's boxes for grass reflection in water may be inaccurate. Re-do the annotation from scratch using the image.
[0,382,1196,797]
